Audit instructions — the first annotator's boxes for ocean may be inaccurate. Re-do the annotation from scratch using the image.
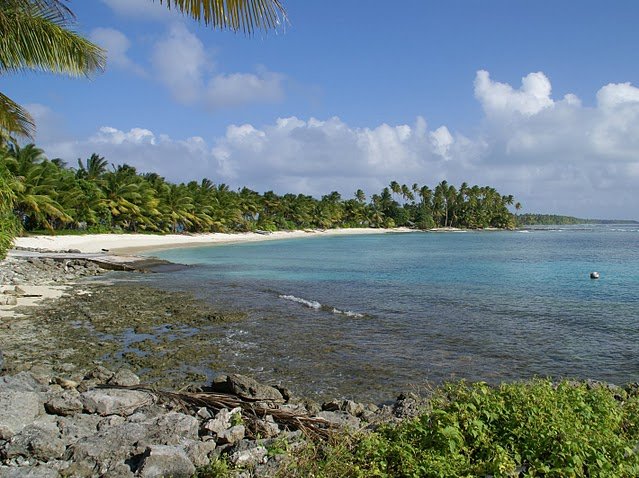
[135,225,639,401]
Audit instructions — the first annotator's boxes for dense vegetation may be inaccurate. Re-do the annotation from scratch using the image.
[0,143,518,253]
[238,380,639,478]
[516,214,638,226]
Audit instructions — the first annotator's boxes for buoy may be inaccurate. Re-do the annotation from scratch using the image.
[590,272,600,279]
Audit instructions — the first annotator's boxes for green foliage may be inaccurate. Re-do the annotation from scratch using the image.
[0,156,20,258]
[288,380,639,478]
[194,457,234,478]
[0,144,519,236]
[516,214,638,226]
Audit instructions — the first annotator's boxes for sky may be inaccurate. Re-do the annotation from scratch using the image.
[4,0,639,219]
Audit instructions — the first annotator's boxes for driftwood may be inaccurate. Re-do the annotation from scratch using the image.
[98,384,336,440]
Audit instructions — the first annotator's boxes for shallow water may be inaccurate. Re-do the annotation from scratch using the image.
[136,225,639,401]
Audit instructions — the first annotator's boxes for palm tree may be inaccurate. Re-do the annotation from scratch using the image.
[155,0,286,34]
[0,0,105,141]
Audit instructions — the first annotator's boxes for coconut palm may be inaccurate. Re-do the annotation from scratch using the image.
[0,0,105,141]
[155,0,286,34]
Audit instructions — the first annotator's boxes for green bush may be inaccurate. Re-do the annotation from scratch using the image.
[286,380,639,478]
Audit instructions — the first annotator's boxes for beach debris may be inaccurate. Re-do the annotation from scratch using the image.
[590,271,600,279]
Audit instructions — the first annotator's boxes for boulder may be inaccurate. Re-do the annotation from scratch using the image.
[136,445,195,478]
[80,389,152,416]
[217,425,245,445]
[107,369,140,387]
[212,374,283,402]
[45,390,83,416]
[83,366,115,383]
[5,418,66,461]
[229,444,267,467]
[0,465,60,478]
[317,410,361,429]
[0,390,42,440]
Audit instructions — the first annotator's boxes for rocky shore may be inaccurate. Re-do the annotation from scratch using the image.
[0,253,425,476]
[0,365,424,477]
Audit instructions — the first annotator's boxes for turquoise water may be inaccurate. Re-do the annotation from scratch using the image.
[145,225,639,400]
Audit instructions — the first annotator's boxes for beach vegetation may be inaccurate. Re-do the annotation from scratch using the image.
[0,145,520,236]
[245,379,639,477]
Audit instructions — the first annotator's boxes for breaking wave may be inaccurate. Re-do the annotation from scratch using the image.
[279,294,365,318]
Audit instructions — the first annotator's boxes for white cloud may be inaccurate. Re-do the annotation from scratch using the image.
[35,71,639,219]
[474,70,554,116]
[90,28,146,76]
[151,23,285,109]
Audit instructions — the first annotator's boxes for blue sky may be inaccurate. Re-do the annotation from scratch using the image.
[4,0,639,218]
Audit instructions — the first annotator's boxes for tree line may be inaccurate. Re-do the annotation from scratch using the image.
[0,143,520,254]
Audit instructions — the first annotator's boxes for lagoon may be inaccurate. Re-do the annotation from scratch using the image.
[141,225,639,401]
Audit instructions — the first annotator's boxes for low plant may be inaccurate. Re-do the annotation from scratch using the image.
[280,379,639,477]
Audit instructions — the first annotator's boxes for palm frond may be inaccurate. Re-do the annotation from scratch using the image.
[0,92,35,139]
[0,3,105,75]
[155,0,287,34]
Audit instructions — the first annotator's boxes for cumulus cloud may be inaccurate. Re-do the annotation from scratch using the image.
[90,28,146,76]
[151,23,285,108]
[35,70,639,219]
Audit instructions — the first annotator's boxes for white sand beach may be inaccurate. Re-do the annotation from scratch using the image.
[13,227,414,255]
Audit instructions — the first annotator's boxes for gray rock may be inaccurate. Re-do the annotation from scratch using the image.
[107,369,140,387]
[145,412,199,444]
[5,418,66,461]
[80,389,152,416]
[0,296,17,306]
[229,445,267,467]
[57,414,102,441]
[0,349,3,372]
[0,465,60,478]
[136,445,195,478]
[0,390,42,440]
[217,425,245,445]
[212,374,283,402]
[255,415,280,438]
[343,400,366,416]
[84,366,115,383]
[317,410,361,429]
[180,438,217,468]
[202,407,240,436]
[45,390,83,416]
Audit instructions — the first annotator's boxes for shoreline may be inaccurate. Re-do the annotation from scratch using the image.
[13,227,416,255]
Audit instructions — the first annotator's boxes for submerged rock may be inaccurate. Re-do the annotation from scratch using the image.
[212,374,284,402]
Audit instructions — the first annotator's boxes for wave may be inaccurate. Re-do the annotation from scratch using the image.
[279,294,365,318]
[279,294,321,309]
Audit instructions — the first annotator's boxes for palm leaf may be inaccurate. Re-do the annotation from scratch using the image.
[0,3,105,75]
[155,0,287,34]
[0,92,34,139]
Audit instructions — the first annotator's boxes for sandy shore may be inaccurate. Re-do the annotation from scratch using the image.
[13,227,414,255]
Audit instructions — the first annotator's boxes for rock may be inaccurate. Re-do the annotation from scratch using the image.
[0,296,17,306]
[203,408,240,436]
[317,411,361,429]
[13,286,26,296]
[145,412,199,444]
[136,445,196,478]
[228,444,267,467]
[255,415,280,438]
[0,349,3,372]
[0,465,60,477]
[107,369,140,387]
[51,377,78,389]
[217,425,245,445]
[5,418,66,461]
[45,390,83,416]
[196,407,212,420]
[56,414,101,441]
[0,390,42,440]
[343,400,366,417]
[212,374,284,402]
[80,389,152,416]
[84,366,115,383]
[180,439,217,468]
